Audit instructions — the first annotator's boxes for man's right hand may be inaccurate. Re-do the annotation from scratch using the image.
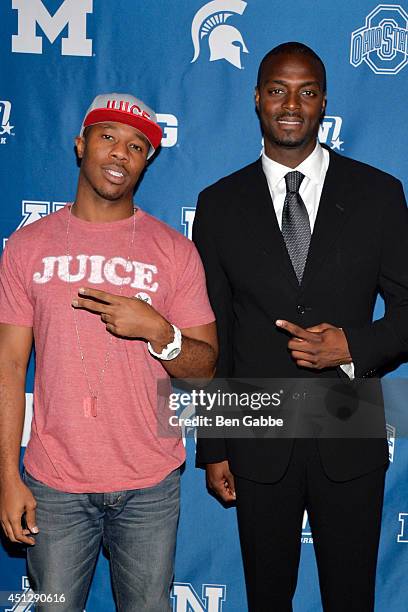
[0,477,38,545]
[206,460,236,502]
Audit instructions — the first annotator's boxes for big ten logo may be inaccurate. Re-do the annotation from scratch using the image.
[156,114,178,148]
[397,513,408,543]
[301,510,313,544]
[386,423,396,463]
[181,207,196,241]
[171,583,226,612]
[318,116,344,151]
[3,200,67,249]
[0,100,15,144]
[191,0,248,69]
[12,0,93,57]
[350,5,408,75]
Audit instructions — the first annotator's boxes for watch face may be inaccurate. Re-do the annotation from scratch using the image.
[167,347,181,360]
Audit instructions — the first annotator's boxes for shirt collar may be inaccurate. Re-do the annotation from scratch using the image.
[261,141,326,189]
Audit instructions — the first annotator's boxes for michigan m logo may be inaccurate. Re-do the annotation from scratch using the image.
[12,0,93,56]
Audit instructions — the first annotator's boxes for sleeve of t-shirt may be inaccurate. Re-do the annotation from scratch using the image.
[0,238,34,327]
[166,238,215,330]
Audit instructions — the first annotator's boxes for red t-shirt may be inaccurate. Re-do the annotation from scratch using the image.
[0,206,214,492]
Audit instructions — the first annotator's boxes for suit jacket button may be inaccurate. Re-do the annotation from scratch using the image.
[297,305,306,315]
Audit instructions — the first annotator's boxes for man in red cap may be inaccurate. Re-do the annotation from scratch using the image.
[0,92,217,611]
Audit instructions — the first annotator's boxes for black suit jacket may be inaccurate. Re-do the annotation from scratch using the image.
[193,147,408,482]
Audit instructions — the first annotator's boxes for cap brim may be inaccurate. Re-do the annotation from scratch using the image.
[83,108,162,153]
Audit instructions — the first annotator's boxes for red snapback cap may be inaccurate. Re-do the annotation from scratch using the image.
[80,93,162,159]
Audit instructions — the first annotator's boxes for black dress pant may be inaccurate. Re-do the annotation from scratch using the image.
[235,439,386,612]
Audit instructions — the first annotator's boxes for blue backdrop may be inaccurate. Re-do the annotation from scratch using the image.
[1,1,407,610]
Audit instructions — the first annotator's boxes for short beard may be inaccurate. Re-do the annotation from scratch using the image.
[93,185,128,201]
[271,135,307,148]
[263,114,321,150]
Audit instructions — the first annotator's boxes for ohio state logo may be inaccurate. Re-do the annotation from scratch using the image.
[350,5,408,75]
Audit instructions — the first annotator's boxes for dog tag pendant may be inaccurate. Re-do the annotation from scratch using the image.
[84,396,97,417]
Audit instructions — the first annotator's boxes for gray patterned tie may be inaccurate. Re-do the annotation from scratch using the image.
[281,171,311,283]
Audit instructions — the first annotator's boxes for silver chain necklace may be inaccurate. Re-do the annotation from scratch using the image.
[66,203,136,417]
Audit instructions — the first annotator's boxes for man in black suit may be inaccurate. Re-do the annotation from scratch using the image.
[193,42,408,611]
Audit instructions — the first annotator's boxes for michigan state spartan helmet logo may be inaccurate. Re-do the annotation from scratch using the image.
[191,0,248,69]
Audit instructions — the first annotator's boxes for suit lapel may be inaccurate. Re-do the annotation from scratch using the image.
[236,160,300,290]
[301,149,354,290]
[235,150,355,291]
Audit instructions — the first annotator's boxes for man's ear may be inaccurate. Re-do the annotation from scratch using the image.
[321,96,327,115]
[254,87,260,111]
[75,136,85,159]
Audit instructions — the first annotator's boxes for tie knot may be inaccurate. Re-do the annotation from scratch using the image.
[285,171,304,194]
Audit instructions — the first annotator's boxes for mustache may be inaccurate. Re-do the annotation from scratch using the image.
[275,113,304,121]
[102,164,129,176]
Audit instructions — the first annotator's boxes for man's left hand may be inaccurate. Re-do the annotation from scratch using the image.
[276,320,352,370]
[72,287,172,346]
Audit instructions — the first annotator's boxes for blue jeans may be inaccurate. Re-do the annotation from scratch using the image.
[23,469,180,612]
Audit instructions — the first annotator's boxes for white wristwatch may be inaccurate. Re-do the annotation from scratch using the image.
[148,324,182,360]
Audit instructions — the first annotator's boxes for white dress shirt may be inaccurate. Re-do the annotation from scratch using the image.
[261,141,354,378]
[262,141,329,231]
